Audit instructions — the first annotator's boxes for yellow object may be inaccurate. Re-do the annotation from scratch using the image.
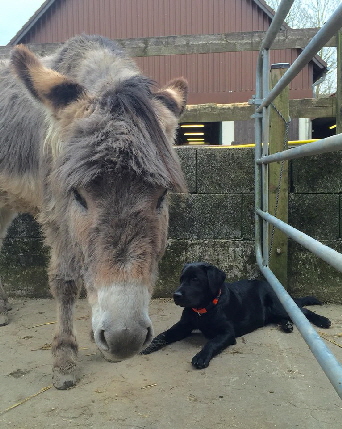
[220,139,319,148]
[181,124,205,128]
[0,385,52,415]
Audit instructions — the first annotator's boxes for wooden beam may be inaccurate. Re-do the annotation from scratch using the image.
[183,103,254,122]
[268,65,289,289]
[287,98,335,120]
[0,28,337,59]
[182,98,335,122]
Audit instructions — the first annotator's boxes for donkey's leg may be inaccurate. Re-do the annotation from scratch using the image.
[0,207,17,326]
[50,276,81,389]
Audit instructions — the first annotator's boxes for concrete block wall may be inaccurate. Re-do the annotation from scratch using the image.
[155,147,258,296]
[288,152,342,302]
[0,214,49,298]
[1,147,342,302]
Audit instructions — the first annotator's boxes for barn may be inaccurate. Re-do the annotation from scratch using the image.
[8,0,327,145]
[1,0,338,303]
[0,1,341,417]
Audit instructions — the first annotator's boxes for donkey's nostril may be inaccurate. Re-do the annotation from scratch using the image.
[98,329,109,351]
[143,326,152,346]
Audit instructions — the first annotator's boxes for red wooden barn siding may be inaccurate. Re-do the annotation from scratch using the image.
[18,0,314,104]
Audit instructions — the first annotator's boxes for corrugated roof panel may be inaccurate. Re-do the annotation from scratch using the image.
[17,0,314,103]
[21,0,273,41]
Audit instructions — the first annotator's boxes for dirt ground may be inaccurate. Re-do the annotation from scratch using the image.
[0,298,342,429]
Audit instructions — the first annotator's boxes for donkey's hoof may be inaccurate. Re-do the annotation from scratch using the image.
[52,368,78,390]
[0,312,9,326]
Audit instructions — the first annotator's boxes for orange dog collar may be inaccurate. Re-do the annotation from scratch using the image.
[192,289,221,316]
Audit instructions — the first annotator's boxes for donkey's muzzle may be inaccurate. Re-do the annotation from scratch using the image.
[94,322,153,361]
[91,283,153,361]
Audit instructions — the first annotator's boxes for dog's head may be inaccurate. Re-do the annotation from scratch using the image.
[173,262,226,308]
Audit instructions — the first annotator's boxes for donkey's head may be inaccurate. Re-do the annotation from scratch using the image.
[11,44,187,361]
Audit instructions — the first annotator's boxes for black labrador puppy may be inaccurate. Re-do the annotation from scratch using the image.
[141,262,331,369]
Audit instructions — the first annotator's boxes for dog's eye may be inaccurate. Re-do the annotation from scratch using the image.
[73,189,88,210]
[192,276,198,282]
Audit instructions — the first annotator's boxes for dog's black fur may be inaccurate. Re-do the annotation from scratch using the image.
[141,262,331,369]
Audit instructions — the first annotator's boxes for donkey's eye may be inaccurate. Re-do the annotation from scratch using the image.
[73,189,88,210]
[156,189,167,211]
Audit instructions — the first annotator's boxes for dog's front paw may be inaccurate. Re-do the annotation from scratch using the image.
[140,333,167,355]
[317,316,331,329]
[281,320,293,333]
[192,351,211,369]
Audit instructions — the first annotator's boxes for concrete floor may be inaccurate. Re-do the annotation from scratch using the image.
[0,298,341,428]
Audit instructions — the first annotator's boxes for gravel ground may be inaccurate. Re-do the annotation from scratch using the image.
[0,298,341,428]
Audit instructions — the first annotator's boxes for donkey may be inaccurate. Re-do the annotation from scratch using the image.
[0,35,187,389]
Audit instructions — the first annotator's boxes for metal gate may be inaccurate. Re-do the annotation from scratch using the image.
[253,0,342,398]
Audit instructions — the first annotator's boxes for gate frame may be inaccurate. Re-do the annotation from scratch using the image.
[253,0,342,399]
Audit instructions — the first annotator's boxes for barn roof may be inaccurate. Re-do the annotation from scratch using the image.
[9,0,54,45]
[7,0,326,83]
[10,0,281,46]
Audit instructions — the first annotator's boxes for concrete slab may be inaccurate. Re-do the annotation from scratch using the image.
[0,299,341,428]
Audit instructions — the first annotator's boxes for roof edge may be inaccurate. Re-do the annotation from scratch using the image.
[7,0,327,80]
[8,0,57,46]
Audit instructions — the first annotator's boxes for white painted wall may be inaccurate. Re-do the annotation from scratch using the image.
[298,118,312,141]
[221,121,234,145]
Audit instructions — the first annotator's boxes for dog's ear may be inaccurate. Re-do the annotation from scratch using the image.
[181,263,191,274]
[206,265,226,295]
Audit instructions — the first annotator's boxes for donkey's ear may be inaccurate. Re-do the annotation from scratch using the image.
[155,77,188,117]
[11,44,86,111]
[205,265,226,295]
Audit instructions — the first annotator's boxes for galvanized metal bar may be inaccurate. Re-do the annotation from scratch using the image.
[261,50,270,266]
[337,29,342,134]
[256,2,342,112]
[254,116,263,260]
[256,209,342,272]
[255,254,342,399]
[256,132,342,164]
[254,15,265,270]
[254,0,342,402]
[254,0,293,113]
[260,0,295,51]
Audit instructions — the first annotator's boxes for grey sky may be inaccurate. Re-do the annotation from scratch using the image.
[0,0,45,45]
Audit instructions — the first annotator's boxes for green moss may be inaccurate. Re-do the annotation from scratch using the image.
[1,148,342,303]
[288,240,342,303]
[0,216,50,298]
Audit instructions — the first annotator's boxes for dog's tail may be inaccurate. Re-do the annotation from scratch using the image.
[294,296,322,307]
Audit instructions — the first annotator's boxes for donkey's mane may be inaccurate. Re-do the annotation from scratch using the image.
[55,73,186,192]
[0,34,185,194]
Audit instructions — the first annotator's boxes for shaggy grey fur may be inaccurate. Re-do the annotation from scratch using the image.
[0,34,187,389]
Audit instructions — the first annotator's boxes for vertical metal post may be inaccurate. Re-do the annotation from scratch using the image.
[262,49,270,266]
[336,29,342,135]
[253,0,342,401]
[254,0,294,267]
[254,50,264,263]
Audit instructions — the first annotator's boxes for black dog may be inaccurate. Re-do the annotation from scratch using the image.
[141,262,331,369]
